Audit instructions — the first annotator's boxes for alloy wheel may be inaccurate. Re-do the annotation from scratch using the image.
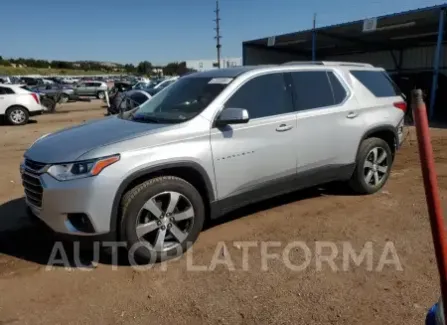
[363,147,389,187]
[10,109,25,124]
[135,191,195,252]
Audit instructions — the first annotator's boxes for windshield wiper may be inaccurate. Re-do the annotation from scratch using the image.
[132,114,162,123]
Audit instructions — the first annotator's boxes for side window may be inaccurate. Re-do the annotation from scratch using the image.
[350,70,400,97]
[327,72,347,104]
[290,71,334,110]
[131,93,148,105]
[0,87,14,95]
[224,73,293,119]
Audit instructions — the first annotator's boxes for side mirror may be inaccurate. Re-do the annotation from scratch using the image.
[215,107,249,126]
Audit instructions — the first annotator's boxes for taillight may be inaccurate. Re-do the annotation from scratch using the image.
[394,101,407,112]
[31,93,40,104]
[31,93,39,104]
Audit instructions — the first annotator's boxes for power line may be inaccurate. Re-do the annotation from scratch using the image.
[214,0,222,68]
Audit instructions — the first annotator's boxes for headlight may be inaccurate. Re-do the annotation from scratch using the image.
[47,155,120,181]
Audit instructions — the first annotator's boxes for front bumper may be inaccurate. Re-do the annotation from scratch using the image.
[21,163,120,236]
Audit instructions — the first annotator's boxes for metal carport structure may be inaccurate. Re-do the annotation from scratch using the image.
[242,4,447,121]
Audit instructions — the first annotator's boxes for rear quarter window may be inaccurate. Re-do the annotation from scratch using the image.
[350,70,401,98]
[0,86,15,94]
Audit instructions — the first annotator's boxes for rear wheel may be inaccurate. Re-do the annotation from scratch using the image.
[6,106,29,125]
[41,97,56,113]
[120,176,205,263]
[349,137,393,194]
[97,91,105,99]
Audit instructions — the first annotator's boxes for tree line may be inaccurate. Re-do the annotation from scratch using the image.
[0,56,196,76]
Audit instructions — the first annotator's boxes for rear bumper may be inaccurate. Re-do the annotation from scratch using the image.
[29,108,45,116]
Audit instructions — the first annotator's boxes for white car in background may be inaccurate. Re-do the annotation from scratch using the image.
[0,84,45,125]
[42,79,54,85]
[153,76,179,90]
[61,77,79,84]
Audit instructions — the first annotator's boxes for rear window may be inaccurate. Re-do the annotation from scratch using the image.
[351,70,401,97]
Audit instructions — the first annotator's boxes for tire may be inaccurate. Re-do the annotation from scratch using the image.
[349,137,393,194]
[60,93,69,103]
[97,91,105,99]
[6,106,29,125]
[120,176,205,263]
[41,97,56,113]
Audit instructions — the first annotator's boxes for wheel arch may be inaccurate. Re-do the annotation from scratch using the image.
[110,161,215,236]
[357,125,398,158]
[6,104,29,114]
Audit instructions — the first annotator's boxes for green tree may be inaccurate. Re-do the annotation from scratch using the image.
[124,63,136,73]
[163,61,196,76]
[137,61,153,75]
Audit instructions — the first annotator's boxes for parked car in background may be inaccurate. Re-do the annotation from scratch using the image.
[107,89,151,115]
[132,81,151,90]
[20,77,44,86]
[0,76,11,84]
[30,84,77,103]
[153,76,179,90]
[61,77,79,84]
[42,79,54,85]
[142,77,179,96]
[426,297,444,324]
[74,81,108,99]
[0,84,45,125]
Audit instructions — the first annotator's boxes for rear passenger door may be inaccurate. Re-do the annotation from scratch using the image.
[289,69,365,176]
[86,83,97,96]
[76,83,87,95]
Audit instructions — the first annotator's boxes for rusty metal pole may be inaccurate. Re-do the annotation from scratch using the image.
[412,89,447,324]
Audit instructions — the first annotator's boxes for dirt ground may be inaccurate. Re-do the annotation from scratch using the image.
[0,101,445,324]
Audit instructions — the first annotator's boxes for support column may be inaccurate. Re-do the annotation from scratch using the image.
[312,13,317,61]
[429,8,445,121]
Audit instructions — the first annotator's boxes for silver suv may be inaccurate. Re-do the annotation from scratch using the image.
[75,81,108,99]
[21,62,406,261]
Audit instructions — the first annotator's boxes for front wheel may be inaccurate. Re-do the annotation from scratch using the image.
[60,93,69,103]
[349,137,393,194]
[6,106,29,125]
[120,176,205,263]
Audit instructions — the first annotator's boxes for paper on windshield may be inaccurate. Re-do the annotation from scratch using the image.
[208,78,233,84]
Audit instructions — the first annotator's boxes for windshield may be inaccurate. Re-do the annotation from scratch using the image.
[126,76,232,123]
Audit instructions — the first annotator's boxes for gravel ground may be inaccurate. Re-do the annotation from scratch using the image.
[0,100,443,324]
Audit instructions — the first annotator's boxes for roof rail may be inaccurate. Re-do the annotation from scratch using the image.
[281,61,373,67]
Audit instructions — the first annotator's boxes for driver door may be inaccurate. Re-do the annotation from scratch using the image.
[210,72,297,210]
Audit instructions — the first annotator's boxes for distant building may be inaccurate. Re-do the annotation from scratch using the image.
[185,57,242,72]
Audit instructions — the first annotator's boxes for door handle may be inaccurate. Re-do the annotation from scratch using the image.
[346,112,358,119]
[276,124,293,132]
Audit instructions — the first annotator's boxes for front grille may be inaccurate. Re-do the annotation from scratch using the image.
[25,159,46,172]
[22,160,45,208]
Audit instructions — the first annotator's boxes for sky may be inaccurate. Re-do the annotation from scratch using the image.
[0,0,446,65]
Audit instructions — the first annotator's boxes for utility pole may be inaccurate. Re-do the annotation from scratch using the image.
[214,0,222,68]
[312,13,317,61]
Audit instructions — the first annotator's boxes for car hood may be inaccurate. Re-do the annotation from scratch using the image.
[25,116,170,163]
